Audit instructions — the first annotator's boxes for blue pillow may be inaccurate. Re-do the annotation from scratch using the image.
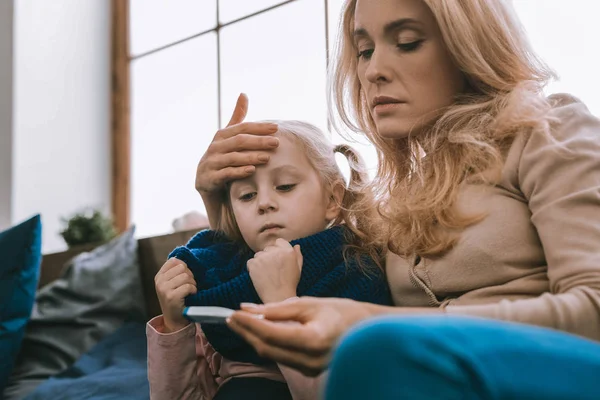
[0,215,42,392]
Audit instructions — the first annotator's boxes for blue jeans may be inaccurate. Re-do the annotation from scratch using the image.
[325,315,600,400]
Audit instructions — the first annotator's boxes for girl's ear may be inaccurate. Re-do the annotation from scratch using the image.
[325,183,345,221]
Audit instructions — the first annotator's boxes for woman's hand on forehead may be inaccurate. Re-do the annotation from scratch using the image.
[195,93,280,194]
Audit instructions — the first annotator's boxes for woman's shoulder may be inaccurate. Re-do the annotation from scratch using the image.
[545,93,599,139]
[547,92,581,108]
[502,92,600,198]
[507,92,599,158]
[547,93,598,123]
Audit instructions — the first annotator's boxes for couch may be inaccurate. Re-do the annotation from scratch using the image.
[3,227,205,400]
[38,227,201,318]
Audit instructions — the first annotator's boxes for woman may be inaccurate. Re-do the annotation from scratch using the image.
[195,0,600,398]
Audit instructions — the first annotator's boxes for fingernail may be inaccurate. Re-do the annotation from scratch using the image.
[241,302,260,309]
[267,124,278,130]
[244,166,255,174]
[226,317,232,324]
[267,138,279,147]
[258,154,269,162]
[254,314,265,320]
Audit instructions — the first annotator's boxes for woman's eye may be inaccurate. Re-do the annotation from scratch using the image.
[357,49,374,60]
[239,192,256,201]
[397,40,423,52]
[277,184,296,192]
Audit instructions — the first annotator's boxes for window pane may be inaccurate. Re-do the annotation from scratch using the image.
[220,0,328,131]
[219,0,290,24]
[130,0,217,56]
[513,0,600,116]
[131,34,218,238]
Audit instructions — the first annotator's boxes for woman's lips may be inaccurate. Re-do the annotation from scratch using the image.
[373,102,405,116]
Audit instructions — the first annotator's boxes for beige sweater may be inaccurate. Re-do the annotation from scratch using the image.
[386,94,600,341]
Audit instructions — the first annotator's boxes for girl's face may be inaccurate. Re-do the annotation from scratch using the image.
[229,135,340,252]
[354,0,465,139]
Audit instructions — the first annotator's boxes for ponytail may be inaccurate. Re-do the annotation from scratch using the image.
[332,143,385,271]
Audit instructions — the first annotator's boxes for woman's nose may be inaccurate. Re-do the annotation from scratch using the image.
[365,48,393,84]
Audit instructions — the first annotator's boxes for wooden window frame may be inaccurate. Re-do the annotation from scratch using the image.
[111,0,130,233]
[110,0,330,232]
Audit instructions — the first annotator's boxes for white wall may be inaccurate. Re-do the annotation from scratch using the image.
[12,0,111,253]
[0,0,14,230]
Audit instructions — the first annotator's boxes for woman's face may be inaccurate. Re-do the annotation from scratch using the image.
[354,0,465,139]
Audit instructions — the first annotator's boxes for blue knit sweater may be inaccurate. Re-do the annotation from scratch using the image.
[168,225,391,365]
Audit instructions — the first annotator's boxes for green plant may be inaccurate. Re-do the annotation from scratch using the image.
[60,209,116,248]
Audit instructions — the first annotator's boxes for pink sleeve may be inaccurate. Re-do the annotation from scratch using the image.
[146,315,222,400]
[278,364,326,400]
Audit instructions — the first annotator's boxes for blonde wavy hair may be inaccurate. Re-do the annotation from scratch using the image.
[329,0,559,258]
[216,120,384,269]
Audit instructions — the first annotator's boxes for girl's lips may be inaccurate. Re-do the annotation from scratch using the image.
[262,227,282,234]
[260,224,284,233]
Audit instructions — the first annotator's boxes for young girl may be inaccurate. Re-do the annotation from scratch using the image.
[146,120,391,400]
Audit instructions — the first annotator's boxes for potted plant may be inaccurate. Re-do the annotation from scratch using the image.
[60,208,116,249]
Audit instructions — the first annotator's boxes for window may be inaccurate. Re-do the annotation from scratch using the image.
[130,33,218,237]
[122,0,600,238]
[128,0,342,238]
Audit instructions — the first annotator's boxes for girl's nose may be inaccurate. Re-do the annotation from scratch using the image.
[257,192,278,214]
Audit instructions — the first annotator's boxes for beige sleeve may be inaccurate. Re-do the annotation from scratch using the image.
[446,98,600,341]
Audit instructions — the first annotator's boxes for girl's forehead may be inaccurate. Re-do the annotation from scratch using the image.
[271,133,303,155]
[266,136,311,169]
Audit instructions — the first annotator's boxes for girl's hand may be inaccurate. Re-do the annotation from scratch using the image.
[247,238,303,304]
[154,258,197,332]
[195,94,280,227]
[227,297,376,376]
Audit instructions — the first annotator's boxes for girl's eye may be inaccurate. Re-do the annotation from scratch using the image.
[357,49,374,60]
[277,184,296,192]
[239,192,256,201]
[397,40,423,52]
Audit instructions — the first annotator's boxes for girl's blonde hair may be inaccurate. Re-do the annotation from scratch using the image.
[329,0,559,257]
[217,120,383,268]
